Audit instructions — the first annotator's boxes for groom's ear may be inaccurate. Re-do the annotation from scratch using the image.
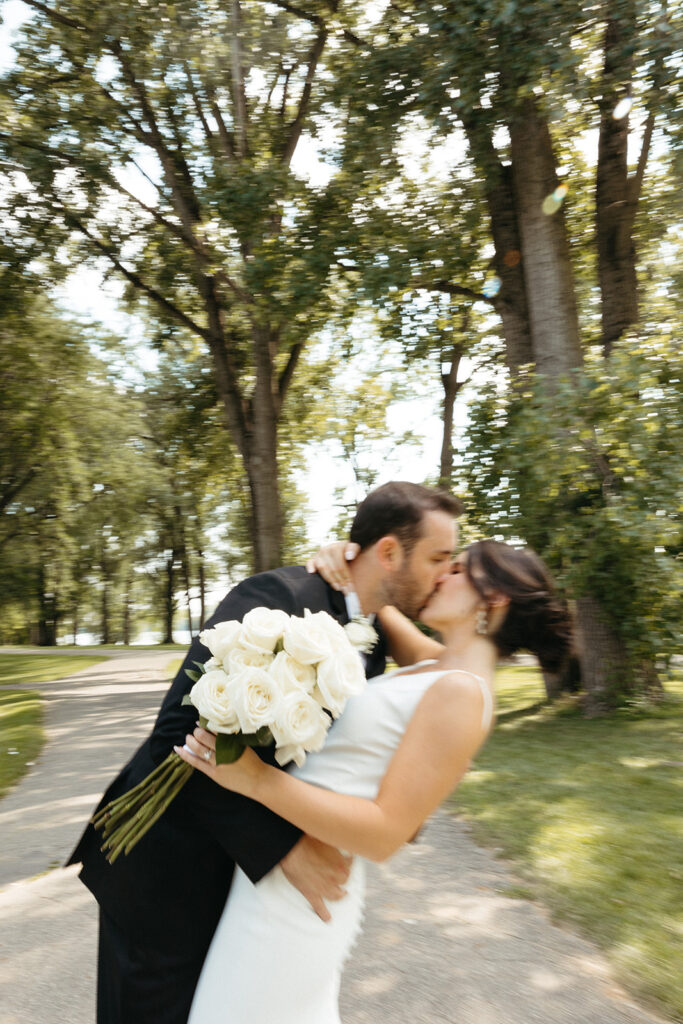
[375,534,403,571]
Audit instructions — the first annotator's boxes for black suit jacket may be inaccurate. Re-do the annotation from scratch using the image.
[69,567,387,955]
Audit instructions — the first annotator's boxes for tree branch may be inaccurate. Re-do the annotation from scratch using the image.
[266,0,368,48]
[230,0,250,159]
[277,339,306,408]
[427,280,494,305]
[109,39,203,239]
[184,62,215,143]
[20,0,85,31]
[65,212,208,339]
[627,108,655,227]
[281,29,328,166]
[209,96,236,161]
[0,467,38,516]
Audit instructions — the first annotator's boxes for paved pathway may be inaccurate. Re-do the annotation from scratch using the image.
[0,652,672,1024]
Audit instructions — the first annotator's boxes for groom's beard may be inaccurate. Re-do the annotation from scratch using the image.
[389,571,437,622]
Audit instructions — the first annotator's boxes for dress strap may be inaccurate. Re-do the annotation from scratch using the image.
[428,668,494,732]
[386,661,494,731]
[448,667,491,733]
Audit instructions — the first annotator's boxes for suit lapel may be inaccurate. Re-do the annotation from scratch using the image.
[327,585,350,625]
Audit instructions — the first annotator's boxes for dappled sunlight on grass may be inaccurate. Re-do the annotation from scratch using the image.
[452,667,683,1019]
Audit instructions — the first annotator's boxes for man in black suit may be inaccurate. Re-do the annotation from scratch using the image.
[69,481,460,1023]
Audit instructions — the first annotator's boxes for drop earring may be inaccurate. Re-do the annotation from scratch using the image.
[476,607,489,635]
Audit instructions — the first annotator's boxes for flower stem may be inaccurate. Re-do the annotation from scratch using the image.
[93,753,194,863]
[104,763,193,864]
[91,754,178,828]
[95,756,180,832]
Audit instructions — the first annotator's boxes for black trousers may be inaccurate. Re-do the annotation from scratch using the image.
[97,909,207,1024]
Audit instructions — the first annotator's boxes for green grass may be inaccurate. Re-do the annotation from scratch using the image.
[0,690,45,799]
[452,665,683,1021]
[50,643,186,651]
[0,652,108,799]
[0,653,107,686]
[165,657,183,678]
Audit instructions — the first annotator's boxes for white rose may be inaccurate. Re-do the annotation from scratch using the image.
[283,610,336,664]
[199,620,242,663]
[271,690,330,766]
[189,669,240,734]
[225,646,274,674]
[315,647,366,718]
[344,618,378,654]
[229,667,283,733]
[309,609,349,642]
[240,607,291,653]
[274,742,308,769]
[268,650,317,695]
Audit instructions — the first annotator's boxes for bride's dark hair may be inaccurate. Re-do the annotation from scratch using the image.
[464,541,572,674]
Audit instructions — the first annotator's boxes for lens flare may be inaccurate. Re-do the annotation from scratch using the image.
[542,184,568,215]
[612,97,633,120]
[482,276,502,298]
[503,249,521,267]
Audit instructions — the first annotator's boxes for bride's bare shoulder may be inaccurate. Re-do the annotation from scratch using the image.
[418,669,492,730]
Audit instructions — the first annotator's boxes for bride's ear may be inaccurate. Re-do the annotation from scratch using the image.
[486,593,510,633]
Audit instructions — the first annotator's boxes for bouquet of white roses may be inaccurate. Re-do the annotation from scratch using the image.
[92,607,374,862]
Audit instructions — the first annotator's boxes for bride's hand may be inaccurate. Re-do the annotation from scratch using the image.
[174,726,263,797]
[306,541,359,593]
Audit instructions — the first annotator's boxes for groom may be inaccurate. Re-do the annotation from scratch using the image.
[70,481,460,1024]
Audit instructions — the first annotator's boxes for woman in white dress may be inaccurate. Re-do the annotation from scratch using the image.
[177,541,572,1024]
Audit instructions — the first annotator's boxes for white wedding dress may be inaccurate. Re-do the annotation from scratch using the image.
[188,661,493,1024]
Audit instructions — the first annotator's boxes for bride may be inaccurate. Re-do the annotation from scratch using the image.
[176,540,572,1024]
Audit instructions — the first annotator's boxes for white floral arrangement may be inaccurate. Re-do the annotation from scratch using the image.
[92,607,373,862]
[188,607,370,768]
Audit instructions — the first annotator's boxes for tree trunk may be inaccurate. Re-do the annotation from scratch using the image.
[37,569,57,646]
[197,543,206,627]
[508,98,583,374]
[244,325,284,572]
[209,323,285,573]
[575,594,632,714]
[439,342,465,488]
[180,539,193,639]
[245,449,283,572]
[542,655,581,701]
[163,554,175,645]
[596,8,639,354]
[101,581,110,645]
[122,570,132,646]
[463,115,533,373]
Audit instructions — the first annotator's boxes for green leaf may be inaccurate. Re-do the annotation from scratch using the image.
[184,671,200,683]
[215,733,246,764]
[242,726,273,747]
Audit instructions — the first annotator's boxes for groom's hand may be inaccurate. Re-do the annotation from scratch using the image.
[280,835,352,922]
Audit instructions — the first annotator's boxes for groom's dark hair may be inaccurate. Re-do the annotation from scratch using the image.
[349,482,463,554]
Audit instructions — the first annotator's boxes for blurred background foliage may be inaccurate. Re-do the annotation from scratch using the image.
[0,0,681,711]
